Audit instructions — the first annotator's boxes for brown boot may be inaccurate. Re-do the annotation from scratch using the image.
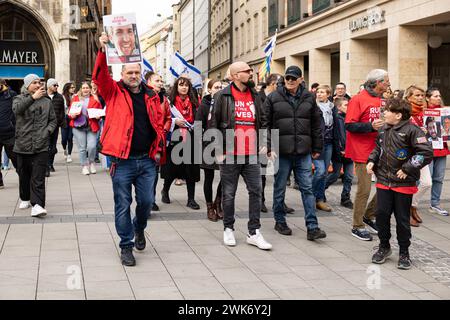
[411,206,423,224]
[410,214,420,227]
[207,202,218,222]
[316,201,332,212]
[214,197,224,220]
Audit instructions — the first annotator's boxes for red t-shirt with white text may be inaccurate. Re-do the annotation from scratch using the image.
[231,85,257,156]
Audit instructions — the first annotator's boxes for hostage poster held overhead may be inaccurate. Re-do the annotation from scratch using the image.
[103,13,142,66]
[423,108,450,149]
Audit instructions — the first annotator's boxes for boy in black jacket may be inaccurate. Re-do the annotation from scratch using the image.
[367,98,433,270]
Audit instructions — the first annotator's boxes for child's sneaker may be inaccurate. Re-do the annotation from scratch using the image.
[372,246,392,264]
[398,253,412,270]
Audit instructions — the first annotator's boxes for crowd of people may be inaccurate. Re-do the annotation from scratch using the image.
[0,32,448,270]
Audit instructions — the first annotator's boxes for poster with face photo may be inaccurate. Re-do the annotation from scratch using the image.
[103,13,142,66]
[424,109,444,149]
[441,107,450,141]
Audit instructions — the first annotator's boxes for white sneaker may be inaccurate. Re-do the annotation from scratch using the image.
[82,166,90,175]
[89,163,97,174]
[66,155,73,163]
[31,204,47,217]
[19,200,31,209]
[223,228,236,247]
[430,206,449,216]
[246,230,272,250]
[63,149,68,159]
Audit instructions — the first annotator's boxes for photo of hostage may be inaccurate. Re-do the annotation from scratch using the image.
[107,24,140,57]
[425,117,442,142]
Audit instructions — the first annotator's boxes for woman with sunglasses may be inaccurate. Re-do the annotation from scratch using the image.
[195,80,224,221]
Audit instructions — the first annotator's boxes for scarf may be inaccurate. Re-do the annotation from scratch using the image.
[174,95,194,124]
[317,100,334,127]
[410,102,424,127]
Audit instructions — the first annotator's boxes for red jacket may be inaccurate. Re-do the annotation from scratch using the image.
[428,105,450,157]
[345,89,381,163]
[92,51,164,161]
[68,95,103,133]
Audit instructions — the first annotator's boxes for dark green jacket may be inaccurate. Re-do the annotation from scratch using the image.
[12,91,57,154]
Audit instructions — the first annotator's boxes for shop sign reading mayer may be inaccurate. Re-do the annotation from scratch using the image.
[349,7,386,32]
[0,41,44,65]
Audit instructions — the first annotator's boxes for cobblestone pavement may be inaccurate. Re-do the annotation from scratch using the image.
[0,152,449,300]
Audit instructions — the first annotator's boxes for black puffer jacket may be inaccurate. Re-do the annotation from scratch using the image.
[368,120,433,187]
[49,92,67,129]
[0,88,16,139]
[262,85,323,156]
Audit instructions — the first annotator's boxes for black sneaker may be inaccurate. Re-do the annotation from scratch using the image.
[0,180,4,189]
[152,203,160,211]
[134,231,146,251]
[398,253,412,270]
[261,202,268,213]
[284,203,295,214]
[275,222,292,236]
[161,190,170,204]
[187,199,200,210]
[45,168,50,177]
[351,228,373,241]
[121,248,136,266]
[363,217,378,234]
[372,246,392,264]
[307,228,327,241]
[341,199,354,209]
[50,165,56,173]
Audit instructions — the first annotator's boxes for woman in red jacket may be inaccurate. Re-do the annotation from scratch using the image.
[68,82,103,175]
[405,85,432,226]
[426,88,449,216]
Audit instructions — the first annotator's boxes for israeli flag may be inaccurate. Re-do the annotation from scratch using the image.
[169,52,203,89]
[142,57,154,81]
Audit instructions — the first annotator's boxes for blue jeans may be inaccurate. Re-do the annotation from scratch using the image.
[111,157,157,249]
[73,128,97,166]
[312,143,333,202]
[430,156,447,207]
[325,160,354,202]
[273,154,319,230]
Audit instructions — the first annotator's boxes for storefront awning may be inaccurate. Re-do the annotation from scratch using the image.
[0,66,45,79]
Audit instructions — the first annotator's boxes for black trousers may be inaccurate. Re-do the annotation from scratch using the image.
[376,188,412,254]
[163,176,196,201]
[261,174,266,203]
[17,152,48,208]
[220,163,261,233]
[0,137,17,182]
[48,127,59,167]
[203,168,222,203]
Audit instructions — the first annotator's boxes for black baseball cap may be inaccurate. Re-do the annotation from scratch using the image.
[285,66,303,79]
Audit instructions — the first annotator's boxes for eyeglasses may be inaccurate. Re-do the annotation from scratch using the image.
[213,85,223,90]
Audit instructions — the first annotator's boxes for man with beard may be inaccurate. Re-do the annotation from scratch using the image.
[210,61,272,250]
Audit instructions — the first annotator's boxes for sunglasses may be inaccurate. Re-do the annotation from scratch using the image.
[285,76,298,82]
[53,84,59,87]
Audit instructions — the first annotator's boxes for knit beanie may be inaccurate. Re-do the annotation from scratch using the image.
[23,74,40,89]
[47,78,58,89]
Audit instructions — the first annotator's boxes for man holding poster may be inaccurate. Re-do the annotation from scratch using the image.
[103,13,142,65]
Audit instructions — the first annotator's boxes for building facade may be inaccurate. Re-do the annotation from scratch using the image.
[267,0,450,101]
[180,0,195,61]
[0,0,111,92]
[209,0,232,81]
[232,0,269,81]
[194,0,210,77]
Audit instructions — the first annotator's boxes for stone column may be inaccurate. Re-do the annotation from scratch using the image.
[272,59,286,75]
[309,48,331,86]
[285,55,304,70]
[388,26,428,91]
